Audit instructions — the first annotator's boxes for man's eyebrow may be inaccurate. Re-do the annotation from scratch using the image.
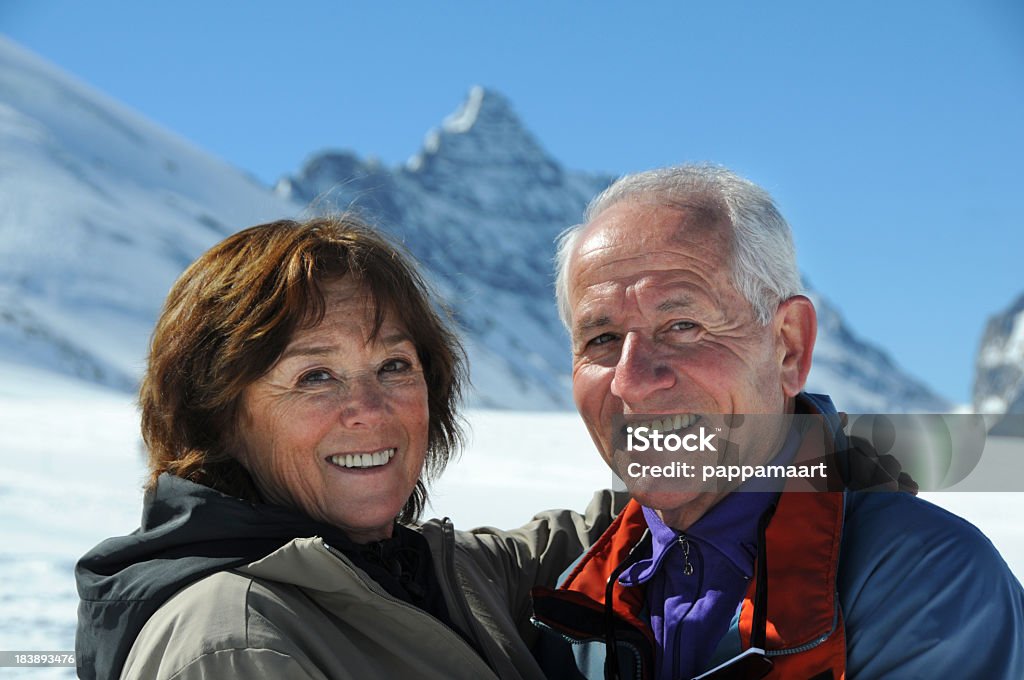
[573,296,699,332]
[574,315,612,333]
[656,296,696,313]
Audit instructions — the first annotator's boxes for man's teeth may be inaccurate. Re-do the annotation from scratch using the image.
[329,448,396,469]
[630,414,698,433]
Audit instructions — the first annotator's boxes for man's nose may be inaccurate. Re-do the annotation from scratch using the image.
[610,332,676,405]
[338,377,387,428]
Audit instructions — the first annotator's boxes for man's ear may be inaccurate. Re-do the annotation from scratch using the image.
[774,295,817,398]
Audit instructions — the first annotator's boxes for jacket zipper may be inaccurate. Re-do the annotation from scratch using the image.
[678,535,694,576]
[436,518,510,674]
[531,618,644,680]
[672,533,702,680]
[764,606,839,657]
[766,634,830,656]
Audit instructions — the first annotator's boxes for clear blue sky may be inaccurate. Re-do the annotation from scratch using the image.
[3,1,1023,405]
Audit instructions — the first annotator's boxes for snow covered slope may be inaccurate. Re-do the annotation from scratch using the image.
[0,365,1018,678]
[1,39,948,411]
[0,36,303,390]
[974,292,1024,432]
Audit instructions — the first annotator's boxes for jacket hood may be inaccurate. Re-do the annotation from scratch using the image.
[75,473,345,680]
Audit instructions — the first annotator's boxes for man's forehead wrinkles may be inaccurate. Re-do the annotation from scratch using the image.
[575,275,707,312]
[579,245,723,283]
[576,246,650,274]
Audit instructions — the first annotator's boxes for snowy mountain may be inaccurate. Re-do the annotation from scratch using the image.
[974,292,1024,431]
[275,86,949,412]
[1,38,948,412]
[0,36,302,391]
[276,87,610,409]
[805,288,951,412]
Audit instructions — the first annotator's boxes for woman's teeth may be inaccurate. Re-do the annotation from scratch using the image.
[329,448,396,469]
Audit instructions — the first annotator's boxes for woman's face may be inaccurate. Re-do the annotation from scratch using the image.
[235,277,430,543]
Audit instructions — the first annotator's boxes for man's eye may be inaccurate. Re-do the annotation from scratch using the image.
[380,359,411,374]
[587,333,616,348]
[298,369,332,386]
[670,321,697,332]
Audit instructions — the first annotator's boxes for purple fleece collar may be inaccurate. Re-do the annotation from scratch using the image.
[616,426,801,680]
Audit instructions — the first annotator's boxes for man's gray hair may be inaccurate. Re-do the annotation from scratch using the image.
[554,164,803,329]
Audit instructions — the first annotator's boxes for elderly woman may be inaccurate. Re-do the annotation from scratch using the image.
[75,216,617,680]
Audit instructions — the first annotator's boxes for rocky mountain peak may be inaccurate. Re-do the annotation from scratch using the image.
[440,85,510,134]
[406,86,559,184]
[974,291,1024,416]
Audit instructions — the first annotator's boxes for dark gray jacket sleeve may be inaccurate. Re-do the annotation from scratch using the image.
[453,489,627,636]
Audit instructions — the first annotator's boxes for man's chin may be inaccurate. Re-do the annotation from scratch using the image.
[610,448,706,498]
[628,488,705,512]
[625,487,729,530]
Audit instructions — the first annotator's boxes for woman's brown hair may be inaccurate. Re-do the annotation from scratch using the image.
[140,215,465,523]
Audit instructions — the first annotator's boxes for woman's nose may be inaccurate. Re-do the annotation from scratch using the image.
[338,377,388,428]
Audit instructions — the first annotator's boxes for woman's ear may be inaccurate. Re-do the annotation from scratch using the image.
[774,295,817,398]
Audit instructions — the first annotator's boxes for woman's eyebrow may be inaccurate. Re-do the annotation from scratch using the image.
[280,333,413,361]
[279,345,334,362]
[380,331,414,346]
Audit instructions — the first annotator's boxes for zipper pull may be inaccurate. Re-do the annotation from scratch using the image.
[678,535,694,576]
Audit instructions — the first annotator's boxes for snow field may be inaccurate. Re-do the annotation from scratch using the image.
[1,364,1021,677]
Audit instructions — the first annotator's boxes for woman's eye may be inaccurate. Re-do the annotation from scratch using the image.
[380,359,411,374]
[298,369,332,386]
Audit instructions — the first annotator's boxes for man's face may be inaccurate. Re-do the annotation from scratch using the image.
[568,200,800,521]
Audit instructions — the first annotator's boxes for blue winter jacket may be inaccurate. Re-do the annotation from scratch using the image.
[531,393,1024,679]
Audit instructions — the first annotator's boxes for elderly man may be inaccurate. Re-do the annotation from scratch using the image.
[530,165,1024,679]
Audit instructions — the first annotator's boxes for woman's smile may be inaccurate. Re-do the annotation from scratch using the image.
[325,446,398,470]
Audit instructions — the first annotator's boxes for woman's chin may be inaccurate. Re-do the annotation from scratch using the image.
[316,484,414,543]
